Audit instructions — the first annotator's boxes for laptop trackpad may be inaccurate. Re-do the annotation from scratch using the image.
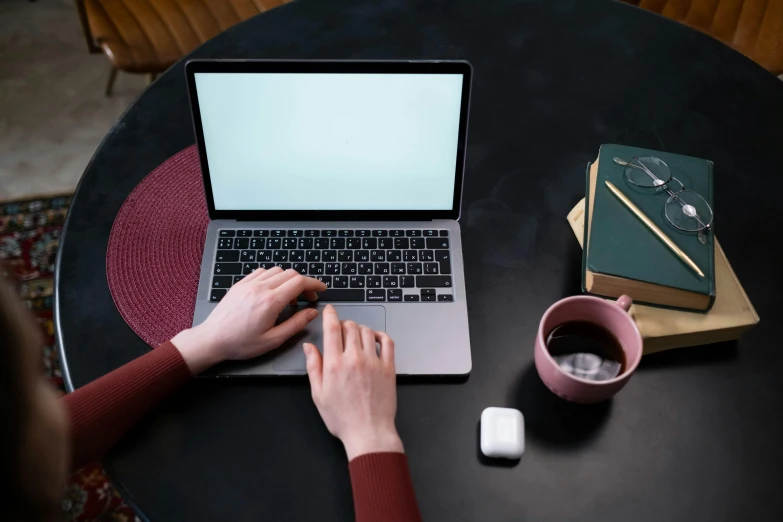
[273,305,386,371]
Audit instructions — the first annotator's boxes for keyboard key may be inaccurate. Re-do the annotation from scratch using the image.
[210,289,227,302]
[271,230,285,237]
[309,263,324,275]
[217,238,234,249]
[293,263,308,275]
[298,238,313,249]
[390,230,404,237]
[259,262,275,270]
[358,263,373,274]
[282,238,297,249]
[316,288,364,301]
[411,238,425,249]
[315,238,330,249]
[367,276,382,288]
[347,238,362,249]
[438,294,454,301]
[355,250,370,262]
[379,238,393,249]
[306,250,321,262]
[235,237,250,249]
[426,238,450,249]
[275,263,292,270]
[323,250,337,262]
[387,250,402,262]
[214,263,242,275]
[439,260,452,275]
[268,238,281,249]
[435,250,450,261]
[315,275,332,288]
[424,263,439,274]
[238,230,252,237]
[421,289,436,295]
[219,230,235,237]
[420,250,434,262]
[371,250,386,262]
[372,230,388,237]
[440,230,449,236]
[330,238,345,249]
[216,250,239,262]
[405,230,422,236]
[342,263,357,275]
[212,275,233,288]
[243,263,259,274]
[391,263,406,275]
[290,250,305,262]
[362,238,377,249]
[383,276,398,288]
[338,250,354,262]
[240,250,256,262]
[305,229,320,237]
[325,263,340,274]
[333,276,349,288]
[287,230,303,237]
[407,263,423,274]
[350,276,365,288]
[403,250,418,262]
[424,230,437,237]
[422,294,436,302]
[375,263,390,275]
[339,230,354,236]
[367,289,385,301]
[273,250,288,262]
[250,238,266,249]
[257,250,273,262]
[233,275,245,284]
[322,230,337,237]
[404,294,420,302]
[387,289,402,301]
[416,276,452,288]
[400,276,415,288]
[356,230,371,237]
[394,238,409,249]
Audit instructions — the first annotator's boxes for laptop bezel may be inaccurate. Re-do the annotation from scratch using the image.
[185,59,472,221]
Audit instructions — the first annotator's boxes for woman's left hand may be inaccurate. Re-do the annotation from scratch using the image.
[171,267,326,374]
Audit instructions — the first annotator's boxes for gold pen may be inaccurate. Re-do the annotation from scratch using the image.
[605,181,705,279]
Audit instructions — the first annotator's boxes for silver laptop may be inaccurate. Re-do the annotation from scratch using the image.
[185,60,472,376]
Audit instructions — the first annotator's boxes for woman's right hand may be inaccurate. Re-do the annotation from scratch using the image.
[303,304,403,460]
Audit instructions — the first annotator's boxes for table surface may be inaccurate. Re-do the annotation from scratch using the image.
[56,0,783,520]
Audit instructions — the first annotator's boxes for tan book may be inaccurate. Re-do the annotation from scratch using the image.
[568,197,759,354]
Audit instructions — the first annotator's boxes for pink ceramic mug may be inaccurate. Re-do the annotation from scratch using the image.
[534,295,642,403]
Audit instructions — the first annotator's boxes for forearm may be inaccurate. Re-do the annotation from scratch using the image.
[349,453,423,522]
[62,341,192,470]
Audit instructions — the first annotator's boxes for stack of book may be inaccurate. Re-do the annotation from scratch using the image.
[571,144,758,354]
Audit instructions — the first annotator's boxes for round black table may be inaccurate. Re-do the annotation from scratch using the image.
[56,0,783,520]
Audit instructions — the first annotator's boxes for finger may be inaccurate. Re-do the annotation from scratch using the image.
[240,267,269,284]
[376,331,395,367]
[303,342,323,397]
[257,268,300,289]
[359,325,376,356]
[302,290,318,302]
[259,308,319,350]
[274,274,327,305]
[342,320,362,352]
[322,304,343,358]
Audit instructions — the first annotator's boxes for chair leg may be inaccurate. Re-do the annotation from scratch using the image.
[105,66,118,97]
[147,73,157,85]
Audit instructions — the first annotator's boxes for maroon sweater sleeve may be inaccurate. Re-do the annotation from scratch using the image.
[349,453,423,522]
[62,341,191,471]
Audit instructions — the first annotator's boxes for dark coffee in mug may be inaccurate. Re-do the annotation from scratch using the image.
[545,321,626,381]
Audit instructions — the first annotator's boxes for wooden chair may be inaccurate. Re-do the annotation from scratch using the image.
[622,0,783,75]
[74,0,292,95]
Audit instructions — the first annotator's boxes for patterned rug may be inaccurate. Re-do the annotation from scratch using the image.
[0,194,138,522]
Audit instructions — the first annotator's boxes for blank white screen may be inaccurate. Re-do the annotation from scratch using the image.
[194,72,463,211]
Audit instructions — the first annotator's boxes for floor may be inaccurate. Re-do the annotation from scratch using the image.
[0,0,146,200]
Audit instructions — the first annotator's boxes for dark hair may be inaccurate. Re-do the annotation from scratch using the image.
[0,278,41,521]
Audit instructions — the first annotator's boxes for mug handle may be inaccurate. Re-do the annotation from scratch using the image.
[616,295,633,313]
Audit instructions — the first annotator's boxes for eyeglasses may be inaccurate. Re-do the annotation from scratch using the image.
[613,156,713,245]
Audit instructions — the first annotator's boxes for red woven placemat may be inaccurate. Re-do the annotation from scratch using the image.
[106,145,209,347]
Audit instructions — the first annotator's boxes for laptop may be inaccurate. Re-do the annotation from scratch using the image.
[185,60,472,376]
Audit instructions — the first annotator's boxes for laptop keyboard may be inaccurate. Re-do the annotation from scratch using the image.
[209,229,454,303]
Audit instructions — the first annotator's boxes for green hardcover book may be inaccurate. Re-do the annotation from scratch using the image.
[582,144,715,312]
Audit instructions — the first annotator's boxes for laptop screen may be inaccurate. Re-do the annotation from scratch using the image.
[193,72,465,212]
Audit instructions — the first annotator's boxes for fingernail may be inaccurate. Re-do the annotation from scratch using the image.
[302,343,312,355]
[307,309,318,320]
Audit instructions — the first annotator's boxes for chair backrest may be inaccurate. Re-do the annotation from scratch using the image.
[73,0,101,54]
